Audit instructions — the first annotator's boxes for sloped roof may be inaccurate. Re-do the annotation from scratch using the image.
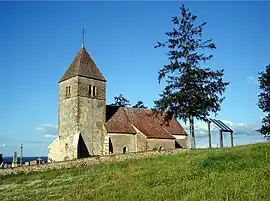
[60,47,106,83]
[106,106,187,139]
[106,105,136,134]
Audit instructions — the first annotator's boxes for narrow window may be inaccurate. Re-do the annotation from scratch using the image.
[66,87,68,96]
[109,138,113,154]
[89,85,92,96]
[66,86,71,97]
[93,86,96,97]
[123,147,127,154]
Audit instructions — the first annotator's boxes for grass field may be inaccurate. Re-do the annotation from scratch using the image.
[0,142,270,201]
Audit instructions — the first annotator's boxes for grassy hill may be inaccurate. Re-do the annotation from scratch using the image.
[0,142,270,201]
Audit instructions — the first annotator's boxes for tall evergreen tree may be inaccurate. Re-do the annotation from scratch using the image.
[154,4,229,149]
[133,101,147,109]
[111,94,130,107]
[258,64,270,140]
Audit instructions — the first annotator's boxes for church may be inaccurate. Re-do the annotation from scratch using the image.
[48,44,188,162]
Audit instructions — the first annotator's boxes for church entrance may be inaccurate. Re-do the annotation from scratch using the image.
[77,134,90,158]
[109,138,113,154]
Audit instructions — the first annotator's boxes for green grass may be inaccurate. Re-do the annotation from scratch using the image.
[1,142,270,201]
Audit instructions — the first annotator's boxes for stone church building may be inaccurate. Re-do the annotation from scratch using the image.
[48,45,188,162]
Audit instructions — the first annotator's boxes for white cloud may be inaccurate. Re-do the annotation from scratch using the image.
[221,120,234,127]
[232,123,259,135]
[182,119,267,148]
[35,124,57,138]
[44,134,57,138]
[35,124,57,131]
[236,123,245,126]
[0,144,6,148]
[246,76,258,85]
[35,126,44,131]
[182,120,220,135]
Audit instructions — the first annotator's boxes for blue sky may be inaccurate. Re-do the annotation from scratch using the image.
[0,1,269,156]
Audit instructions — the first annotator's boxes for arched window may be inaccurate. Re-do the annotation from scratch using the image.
[123,147,127,154]
[66,86,71,96]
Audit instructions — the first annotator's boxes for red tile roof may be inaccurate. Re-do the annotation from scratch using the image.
[60,47,106,83]
[106,106,187,139]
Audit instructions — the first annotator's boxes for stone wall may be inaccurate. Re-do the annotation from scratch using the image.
[132,126,148,151]
[54,77,80,161]
[108,133,136,154]
[0,149,187,177]
[78,97,106,156]
[136,132,148,151]
[147,138,175,150]
[47,137,59,162]
[49,75,107,162]
[58,77,80,139]
[77,76,107,156]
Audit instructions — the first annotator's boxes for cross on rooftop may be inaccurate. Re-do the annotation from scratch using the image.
[82,28,85,47]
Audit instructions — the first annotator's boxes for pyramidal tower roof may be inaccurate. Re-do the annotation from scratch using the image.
[60,46,106,83]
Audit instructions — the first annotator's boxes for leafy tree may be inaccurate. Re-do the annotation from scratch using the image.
[111,94,130,107]
[154,4,229,149]
[133,101,147,109]
[258,64,270,139]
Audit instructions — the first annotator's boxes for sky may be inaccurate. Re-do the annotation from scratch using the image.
[0,1,269,156]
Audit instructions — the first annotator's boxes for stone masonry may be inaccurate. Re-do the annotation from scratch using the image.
[0,148,188,177]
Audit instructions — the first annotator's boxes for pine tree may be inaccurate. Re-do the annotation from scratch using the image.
[111,94,130,107]
[133,101,147,109]
[258,64,270,140]
[154,4,229,149]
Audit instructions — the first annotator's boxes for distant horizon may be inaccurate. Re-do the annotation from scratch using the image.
[3,156,48,158]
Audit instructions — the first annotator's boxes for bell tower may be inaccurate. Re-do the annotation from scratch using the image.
[48,44,107,162]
